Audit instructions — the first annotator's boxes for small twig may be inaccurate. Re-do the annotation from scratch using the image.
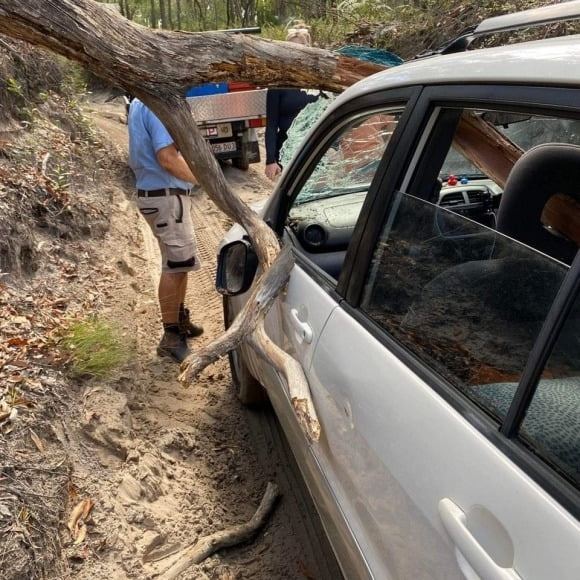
[0,38,25,62]
[158,482,280,580]
[38,152,51,178]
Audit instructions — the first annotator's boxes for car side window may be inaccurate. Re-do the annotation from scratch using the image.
[360,107,580,441]
[361,192,568,393]
[285,110,403,279]
[519,304,580,485]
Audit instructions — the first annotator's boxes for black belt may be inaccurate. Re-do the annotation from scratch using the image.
[137,188,189,197]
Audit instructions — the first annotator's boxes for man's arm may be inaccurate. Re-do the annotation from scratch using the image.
[156,144,199,185]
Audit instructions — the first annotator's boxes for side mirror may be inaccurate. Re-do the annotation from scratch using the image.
[215,239,259,296]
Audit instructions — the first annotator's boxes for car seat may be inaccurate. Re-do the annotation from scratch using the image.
[496,143,580,265]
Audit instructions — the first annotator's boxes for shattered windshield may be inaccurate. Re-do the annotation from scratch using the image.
[289,110,401,206]
[280,94,335,169]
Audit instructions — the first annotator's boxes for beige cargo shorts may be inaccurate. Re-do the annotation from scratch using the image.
[137,194,201,273]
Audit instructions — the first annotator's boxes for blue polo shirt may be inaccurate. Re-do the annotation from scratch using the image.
[128,99,193,191]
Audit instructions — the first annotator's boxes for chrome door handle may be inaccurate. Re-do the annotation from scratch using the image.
[289,308,313,344]
[439,499,521,580]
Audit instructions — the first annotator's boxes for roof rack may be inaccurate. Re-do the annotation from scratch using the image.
[215,27,261,34]
[414,0,580,59]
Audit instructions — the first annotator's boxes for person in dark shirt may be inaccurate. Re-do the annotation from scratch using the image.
[265,22,318,181]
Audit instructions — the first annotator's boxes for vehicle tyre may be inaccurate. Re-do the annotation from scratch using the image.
[232,143,250,171]
[223,297,266,405]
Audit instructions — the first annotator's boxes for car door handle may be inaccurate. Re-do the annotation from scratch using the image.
[439,499,521,580]
[289,308,313,344]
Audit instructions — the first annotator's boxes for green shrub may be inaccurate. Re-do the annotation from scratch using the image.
[61,318,129,378]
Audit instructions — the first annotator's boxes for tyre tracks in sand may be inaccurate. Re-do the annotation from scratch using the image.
[189,177,343,580]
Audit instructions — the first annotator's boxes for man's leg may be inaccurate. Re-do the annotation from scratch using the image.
[157,271,190,363]
[176,273,203,337]
[159,271,187,323]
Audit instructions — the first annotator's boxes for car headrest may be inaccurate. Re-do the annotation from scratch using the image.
[496,143,580,264]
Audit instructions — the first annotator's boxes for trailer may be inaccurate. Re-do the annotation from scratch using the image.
[186,81,266,171]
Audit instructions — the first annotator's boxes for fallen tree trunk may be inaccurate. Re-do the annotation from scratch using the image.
[455,112,524,188]
[0,1,384,97]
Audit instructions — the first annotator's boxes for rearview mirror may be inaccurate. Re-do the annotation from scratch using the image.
[215,239,258,296]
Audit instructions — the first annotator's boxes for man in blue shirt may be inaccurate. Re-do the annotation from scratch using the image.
[128,98,203,363]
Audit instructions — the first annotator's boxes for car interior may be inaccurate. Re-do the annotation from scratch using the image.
[286,109,580,275]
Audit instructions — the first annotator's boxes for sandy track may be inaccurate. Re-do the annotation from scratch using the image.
[74,97,342,580]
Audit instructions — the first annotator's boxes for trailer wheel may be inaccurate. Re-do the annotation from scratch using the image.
[232,146,250,171]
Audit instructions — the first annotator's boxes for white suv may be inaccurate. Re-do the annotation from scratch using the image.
[217,3,580,578]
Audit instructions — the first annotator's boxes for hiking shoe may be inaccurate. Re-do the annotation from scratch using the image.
[157,330,190,363]
[179,306,204,338]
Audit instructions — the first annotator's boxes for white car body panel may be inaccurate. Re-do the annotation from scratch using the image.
[279,264,338,373]
[309,308,580,579]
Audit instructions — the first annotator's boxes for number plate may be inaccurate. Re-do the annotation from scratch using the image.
[204,123,233,138]
[211,141,236,153]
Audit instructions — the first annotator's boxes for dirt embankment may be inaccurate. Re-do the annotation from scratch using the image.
[0,95,340,579]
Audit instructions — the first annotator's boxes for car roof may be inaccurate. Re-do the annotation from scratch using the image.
[331,33,580,111]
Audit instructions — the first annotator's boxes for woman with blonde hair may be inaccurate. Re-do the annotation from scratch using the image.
[264,20,318,181]
[285,19,311,45]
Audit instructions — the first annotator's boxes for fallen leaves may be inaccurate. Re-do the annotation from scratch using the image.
[0,271,115,434]
[29,428,45,452]
[0,386,35,434]
[67,498,94,545]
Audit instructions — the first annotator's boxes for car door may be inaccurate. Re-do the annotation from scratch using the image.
[264,102,413,578]
[307,92,580,579]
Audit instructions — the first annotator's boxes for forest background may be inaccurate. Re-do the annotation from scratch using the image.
[99,0,558,59]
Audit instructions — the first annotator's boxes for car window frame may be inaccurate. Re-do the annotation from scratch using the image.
[340,83,580,517]
[264,87,422,241]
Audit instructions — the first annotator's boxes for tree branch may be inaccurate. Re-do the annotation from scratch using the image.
[158,482,280,579]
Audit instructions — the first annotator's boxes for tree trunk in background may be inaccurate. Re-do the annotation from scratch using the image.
[242,0,256,27]
[149,0,156,27]
[175,0,181,29]
[159,0,168,29]
[167,0,174,30]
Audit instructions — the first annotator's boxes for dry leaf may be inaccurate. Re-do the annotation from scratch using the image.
[7,337,28,346]
[67,498,94,544]
[30,429,45,453]
[74,523,87,545]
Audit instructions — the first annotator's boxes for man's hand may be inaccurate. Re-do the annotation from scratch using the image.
[157,144,199,185]
[265,162,282,181]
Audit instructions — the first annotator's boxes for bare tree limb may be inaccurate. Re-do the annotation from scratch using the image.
[249,324,321,441]
[158,482,280,579]
[179,244,294,382]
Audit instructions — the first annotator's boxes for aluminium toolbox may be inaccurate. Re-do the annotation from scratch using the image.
[187,89,267,123]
